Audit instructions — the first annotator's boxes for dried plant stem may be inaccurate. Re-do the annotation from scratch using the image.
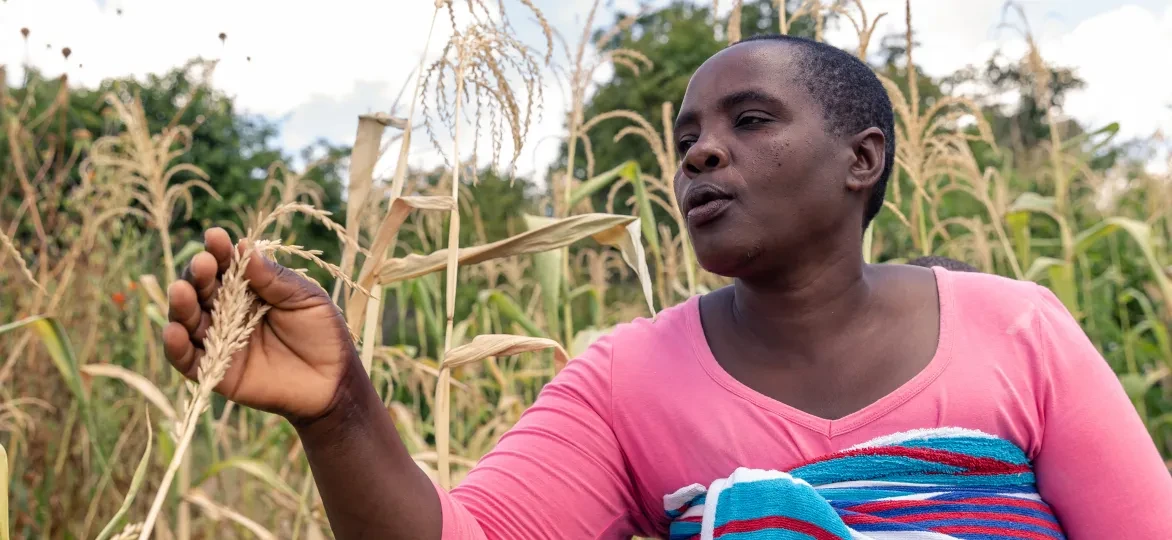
[728,0,743,43]
[357,3,443,382]
[1047,123,1068,213]
[168,219,188,540]
[0,230,44,293]
[139,246,270,540]
[905,0,918,119]
[334,114,395,303]
[390,5,442,200]
[660,101,695,296]
[160,227,177,285]
[140,390,206,539]
[436,58,467,491]
[556,1,603,346]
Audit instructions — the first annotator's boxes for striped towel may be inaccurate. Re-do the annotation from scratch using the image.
[663,427,1066,540]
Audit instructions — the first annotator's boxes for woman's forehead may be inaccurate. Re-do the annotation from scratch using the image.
[680,42,802,111]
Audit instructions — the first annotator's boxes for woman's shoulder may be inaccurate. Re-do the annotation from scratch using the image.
[566,295,703,375]
[937,266,1055,314]
[584,296,701,353]
[935,266,1082,350]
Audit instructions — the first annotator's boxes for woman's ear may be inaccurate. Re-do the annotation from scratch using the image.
[845,127,886,193]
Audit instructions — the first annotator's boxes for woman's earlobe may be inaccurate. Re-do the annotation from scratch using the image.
[845,127,886,192]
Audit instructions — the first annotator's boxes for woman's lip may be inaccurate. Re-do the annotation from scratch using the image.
[686,198,733,226]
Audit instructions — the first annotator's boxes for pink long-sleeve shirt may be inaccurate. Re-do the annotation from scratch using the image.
[435,267,1172,539]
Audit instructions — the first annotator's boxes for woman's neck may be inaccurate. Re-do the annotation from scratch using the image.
[729,246,877,359]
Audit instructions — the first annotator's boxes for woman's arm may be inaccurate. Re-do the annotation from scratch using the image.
[294,357,443,539]
[298,334,650,540]
[165,229,649,539]
[295,333,648,539]
[436,334,654,539]
[1030,285,1172,537]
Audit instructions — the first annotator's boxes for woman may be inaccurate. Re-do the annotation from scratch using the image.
[164,35,1172,539]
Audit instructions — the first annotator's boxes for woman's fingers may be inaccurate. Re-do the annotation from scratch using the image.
[163,321,202,380]
[204,227,234,273]
[192,311,212,341]
[241,242,324,309]
[190,252,220,306]
[168,280,203,335]
[165,228,253,390]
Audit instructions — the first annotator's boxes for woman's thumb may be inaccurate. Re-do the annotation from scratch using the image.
[238,242,321,308]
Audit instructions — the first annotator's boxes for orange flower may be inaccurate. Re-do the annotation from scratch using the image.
[112,292,127,308]
[128,281,138,291]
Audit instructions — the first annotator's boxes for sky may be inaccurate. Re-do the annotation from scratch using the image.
[2,0,1171,183]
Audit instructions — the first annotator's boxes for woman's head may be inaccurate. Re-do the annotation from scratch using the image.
[673,35,894,280]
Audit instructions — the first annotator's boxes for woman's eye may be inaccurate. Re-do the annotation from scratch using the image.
[736,115,768,127]
[677,139,695,154]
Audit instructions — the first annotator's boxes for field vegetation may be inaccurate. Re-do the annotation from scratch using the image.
[1,0,1170,538]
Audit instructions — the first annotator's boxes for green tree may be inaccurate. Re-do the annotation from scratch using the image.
[556,0,820,189]
[2,60,350,282]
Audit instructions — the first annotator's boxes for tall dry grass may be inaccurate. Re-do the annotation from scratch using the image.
[1,0,1170,538]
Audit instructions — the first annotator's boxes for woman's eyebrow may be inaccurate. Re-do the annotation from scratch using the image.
[718,89,784,112]
[674,110,699,133]
[674,89,785,132]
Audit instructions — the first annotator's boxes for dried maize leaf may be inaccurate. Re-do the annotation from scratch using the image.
[592,218,656,316]
[181,488,276,540]
[81,364,177,423]
[346,196,456,374]
[377,213,635,284]
[442,334,570,373]
[338,113,397,293]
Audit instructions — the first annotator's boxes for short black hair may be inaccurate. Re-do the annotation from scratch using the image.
[735,34,895,229]
[906,255,980,273]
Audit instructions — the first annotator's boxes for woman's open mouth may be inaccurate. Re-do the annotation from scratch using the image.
[684,184,734,227]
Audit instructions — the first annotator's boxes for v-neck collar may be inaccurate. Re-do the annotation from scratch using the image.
[683,265,957,438]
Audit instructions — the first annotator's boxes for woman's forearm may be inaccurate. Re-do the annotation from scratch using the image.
[294,357,443,540]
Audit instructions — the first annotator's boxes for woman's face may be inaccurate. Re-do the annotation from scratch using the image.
[672,41,870,280]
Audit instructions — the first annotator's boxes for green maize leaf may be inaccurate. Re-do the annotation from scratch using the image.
[571,326,613,357]
[0,316,107,474]
[1119,373,1149,402]
[1007,192,1060,222]
[173,240,204,266]
[1120,288,1172,366]
[1061,122,1118,152]
[568,161,631,208]
[523,214,564,340]
[1075,217,1172,311]
[621,161,661,257]
[863,225,874,264]
[94,410,153,540]
[1005,211,1031,271]
[197,458,299,502]
[478,290,544,337]
[1046,262,1079,317]
[1024,257,1065,282]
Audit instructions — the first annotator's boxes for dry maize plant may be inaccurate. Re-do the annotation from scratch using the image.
[86,91,219,284]
[3,0,1172,539]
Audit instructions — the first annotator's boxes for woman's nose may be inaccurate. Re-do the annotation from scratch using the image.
[682,139,729,177]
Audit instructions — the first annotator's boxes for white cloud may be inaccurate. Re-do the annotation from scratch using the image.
[1,0,452,174]
[1040,5,1172,142]
[825,1,1172,143]
[3,0,1170,185]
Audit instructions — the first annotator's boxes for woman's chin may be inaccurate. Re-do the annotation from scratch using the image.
[693,243,761,279]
